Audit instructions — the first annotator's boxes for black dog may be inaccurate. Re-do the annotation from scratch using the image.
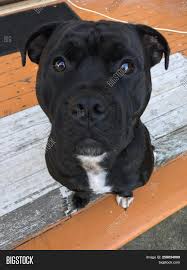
[21,20,170,210]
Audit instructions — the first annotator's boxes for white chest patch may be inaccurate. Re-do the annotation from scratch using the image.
[77,153,112,194]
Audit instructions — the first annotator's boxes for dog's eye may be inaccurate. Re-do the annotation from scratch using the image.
[120,61,134,74]
[53,57,66,72]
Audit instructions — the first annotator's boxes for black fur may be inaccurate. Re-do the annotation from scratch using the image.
[21,20,170,209]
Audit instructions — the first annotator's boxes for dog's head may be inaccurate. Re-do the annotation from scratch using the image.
[22,20,169,161]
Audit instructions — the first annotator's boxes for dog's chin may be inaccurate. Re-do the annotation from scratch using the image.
[75,138,105,157]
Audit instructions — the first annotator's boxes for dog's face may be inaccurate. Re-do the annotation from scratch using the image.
[22,20,169,163]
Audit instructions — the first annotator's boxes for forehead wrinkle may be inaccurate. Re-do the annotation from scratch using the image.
[48,21,142,60]
[62,29,100,57]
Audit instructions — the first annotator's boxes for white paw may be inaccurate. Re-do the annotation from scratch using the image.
[116,195,134,209]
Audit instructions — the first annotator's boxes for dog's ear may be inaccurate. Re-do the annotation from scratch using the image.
[21,22,59,66]
[136,24,170,69]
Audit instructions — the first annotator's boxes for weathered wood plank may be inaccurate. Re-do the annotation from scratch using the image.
[142,85,187,123]
[145,104,187,139]
[0,169,61,216]
[151,53,186,78]
[0,106,48,138]
[0,188,70,250]
[151,53,187,97]
[153,125,187,166]
[0,0,25,7]
[0,120,49,161]
[0,0,59,16]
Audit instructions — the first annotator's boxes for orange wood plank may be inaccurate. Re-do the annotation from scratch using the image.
[0,54,37,100]
[181,48,187,55]
[0,55,38,117]
[16,155,187,250]
[0,91,37,118]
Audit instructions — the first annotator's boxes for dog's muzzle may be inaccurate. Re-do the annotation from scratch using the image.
[75,138,104,156]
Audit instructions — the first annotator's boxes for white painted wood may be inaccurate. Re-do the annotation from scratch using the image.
[0,106,49,139]
[0,107,62,217]
[145,104,187,140]
[154,125,187,166]
[0,0,59,16]
[0,119,49,161]
[0,188,71,249]
[142,85,187,123]
[0,52,187,249]
[151,53,187,78]
[151,53,187,97]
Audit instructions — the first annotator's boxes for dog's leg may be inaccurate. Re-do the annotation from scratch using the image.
[72,191,91,209]
[116,192,134,210]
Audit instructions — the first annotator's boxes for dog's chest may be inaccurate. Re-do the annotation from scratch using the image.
[77,154,111,194]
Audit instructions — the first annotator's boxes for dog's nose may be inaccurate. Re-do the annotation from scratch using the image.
[70,96,106,124]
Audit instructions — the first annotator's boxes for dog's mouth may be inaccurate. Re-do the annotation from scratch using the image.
[75,138,105,156]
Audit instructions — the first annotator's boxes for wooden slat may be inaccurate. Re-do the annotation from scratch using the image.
[0,188,70,250]
[0,91,37,117]
[0,0,25,7]
[0,55,37,117]
[0,0,59,15]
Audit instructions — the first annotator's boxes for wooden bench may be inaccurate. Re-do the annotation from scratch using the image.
[0,0,187,250]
